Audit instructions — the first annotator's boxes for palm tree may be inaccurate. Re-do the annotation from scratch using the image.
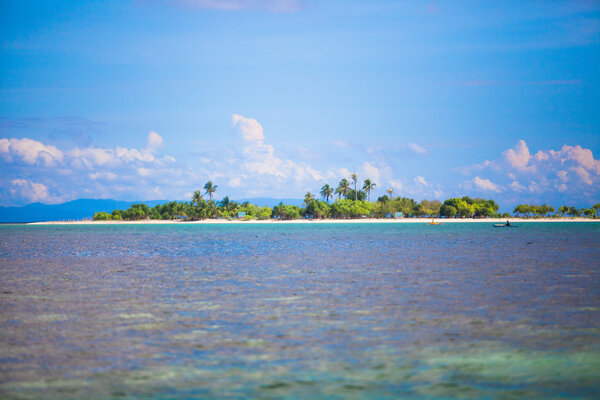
[192,190,204,206]
[304,192,315,206]
[320,184,333,203]
[387,188,393,199]
[219,196,230,208]
[337,178,350,199]
[204,181,217,201]
[350,173,358,202]
[363,179,376,201]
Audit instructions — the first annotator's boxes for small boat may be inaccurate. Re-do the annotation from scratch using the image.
[428,219,442,225]
[493,224,516,228]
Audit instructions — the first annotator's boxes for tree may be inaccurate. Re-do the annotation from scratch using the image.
[303,192,315,206]
[320,184,333,203]
[336,178,350,199]
[420,200,442,216]
[192,190,204,206]
[304,200,331,219]
[362,179,376,201]
[204,181,217,201]
[331,199,372,218]
[513,204,533,217]
[273,203,301,220]
[351,173,358,202]
[345,189,366,201]
[387,188,393,199]
[122,203,150,220]
[592,203,600,217]
[558,205,569,216]
[439,204,457,218]
[443,198,473,218]
[93,212,111,221]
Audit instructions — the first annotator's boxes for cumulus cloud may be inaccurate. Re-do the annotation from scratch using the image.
[9,179,52,203]
[67,131,166,168]
[503,139,535,172]
[232,114,265,142]
[231,114,327,187]
[146,131,164,151]
[0,138,64,166]
[361,162,380,184]
[0,131,183,205]
[473,176,500,192]
[461,139,600,202]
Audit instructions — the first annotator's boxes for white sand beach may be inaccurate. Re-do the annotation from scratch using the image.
[28,218,599,225]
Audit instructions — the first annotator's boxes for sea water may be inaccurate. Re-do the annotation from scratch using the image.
[0,222,599,399]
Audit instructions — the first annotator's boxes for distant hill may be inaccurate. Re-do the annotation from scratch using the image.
[0,197,304,223]
[0,199,170,223]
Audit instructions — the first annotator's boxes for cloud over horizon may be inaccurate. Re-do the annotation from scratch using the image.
[1,124,598,209]
[460,139,600,204]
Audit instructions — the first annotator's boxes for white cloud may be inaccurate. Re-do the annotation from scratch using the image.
[556,170,568,182]
[548,144,600,174]
[473,176,500,192]
[137,168,152,177]
[228,176,243,188]
[361,162,380,184]
[461,140,600,202]
[534,150,549,161]
[232,114,265,142]
[68,146,119,167]
[414,176,429,186]
[232,114,327,187]
[89,172,118,181]
[9,179,52,203]
[0,132,185,205]
[389,180,404,191]
[509,181,526,191]
[337,168,351,178]
[572,166,592,185]
[146,131,164,151]
[0,138,64,166]
[503,139,535,172]
[408,142,428,155]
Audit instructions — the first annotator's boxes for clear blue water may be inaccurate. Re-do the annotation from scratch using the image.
[1,222,599,399]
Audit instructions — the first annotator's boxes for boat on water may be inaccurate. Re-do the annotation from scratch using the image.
[493,221,516,228]
[428,218,442,225]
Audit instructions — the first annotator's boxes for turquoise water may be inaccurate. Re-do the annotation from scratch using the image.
[1,222,599,399]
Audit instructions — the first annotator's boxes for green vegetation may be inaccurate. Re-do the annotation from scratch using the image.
[93,178,599,222]
[515,203,600,218]
[439,197,499,218]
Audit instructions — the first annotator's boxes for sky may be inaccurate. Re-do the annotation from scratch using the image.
[1,0,599,210]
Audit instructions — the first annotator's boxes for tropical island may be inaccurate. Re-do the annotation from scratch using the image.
[91,177,600,222]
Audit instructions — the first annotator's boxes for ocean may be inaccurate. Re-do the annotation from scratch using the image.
[1,222,599,399]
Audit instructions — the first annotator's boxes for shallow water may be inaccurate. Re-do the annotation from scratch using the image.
[1,222,599,399]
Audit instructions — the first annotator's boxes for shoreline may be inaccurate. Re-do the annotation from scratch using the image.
[23,217,600,225]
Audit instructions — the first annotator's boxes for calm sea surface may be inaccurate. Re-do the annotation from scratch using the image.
[1,222,599,399]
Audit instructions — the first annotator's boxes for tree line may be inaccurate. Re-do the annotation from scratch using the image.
[513,203,600,218]
[93,178,600,221]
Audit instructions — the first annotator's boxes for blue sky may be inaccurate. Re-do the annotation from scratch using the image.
[1,0,599,210]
